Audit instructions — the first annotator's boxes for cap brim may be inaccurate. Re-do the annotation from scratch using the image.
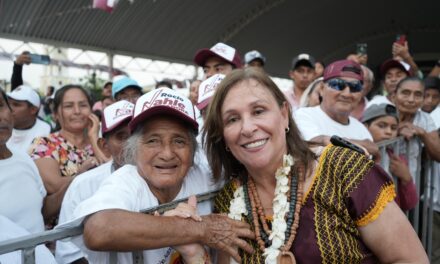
[128,106,199,134]
[380,61,409,77]
[7,94,40,107]
[194,48,218,67]
[102,116,132,136]
[196,98,211,110]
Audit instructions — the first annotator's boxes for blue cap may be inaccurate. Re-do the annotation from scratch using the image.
[112,77,142,98]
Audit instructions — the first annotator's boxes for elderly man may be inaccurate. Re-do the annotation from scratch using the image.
[6,85,51,150]
[194,42,242,79]
[56,88,253,263]
[294,59,378,156]
[285,53,316,111]
[56,100,134,264]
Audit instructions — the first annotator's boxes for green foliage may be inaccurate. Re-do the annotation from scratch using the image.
[82,72,106,102]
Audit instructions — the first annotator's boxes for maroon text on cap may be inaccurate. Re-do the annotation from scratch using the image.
[141,90,189,115]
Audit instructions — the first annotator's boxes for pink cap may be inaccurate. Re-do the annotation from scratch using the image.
[129,88,198,133]
[101,100,134,135]
[194,42,242,68]
[323,59,363,82]
[196,74,225,110]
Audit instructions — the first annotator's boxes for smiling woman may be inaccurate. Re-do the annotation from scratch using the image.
[27,85,105,225]
[203,68,428,263]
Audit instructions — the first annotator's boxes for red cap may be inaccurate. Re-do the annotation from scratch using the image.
[194,42,242,68]
[323,59,363,82]
[379,59,409,78]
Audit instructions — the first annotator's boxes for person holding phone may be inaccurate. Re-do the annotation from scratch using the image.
[392,35,421,78]
[11,51,31,91]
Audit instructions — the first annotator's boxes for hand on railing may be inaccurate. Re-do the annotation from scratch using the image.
[398,122,425,140]
[160,196,211,264]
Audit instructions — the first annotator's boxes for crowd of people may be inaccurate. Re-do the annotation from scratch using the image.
[0,38,439,264]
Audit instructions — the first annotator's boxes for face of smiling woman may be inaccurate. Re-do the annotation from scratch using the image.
[135,115,194,203]
[221,79,289,178]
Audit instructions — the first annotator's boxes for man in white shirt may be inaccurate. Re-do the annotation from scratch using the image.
[285,53,316,112]
[295,59,378,156]
[0,215,57,264]
[6,85,51,151]
[367,59,409,107]
[56,100,134,264]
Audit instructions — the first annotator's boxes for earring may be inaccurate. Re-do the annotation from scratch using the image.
[226,146,230,152]
[285,127,290,133]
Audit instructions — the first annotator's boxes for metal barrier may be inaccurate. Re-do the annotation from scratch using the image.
[0,137,437,263]
[377,136,437,261]
[0,191,218,264]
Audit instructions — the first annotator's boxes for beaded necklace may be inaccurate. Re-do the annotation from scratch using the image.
[234,154,304,264]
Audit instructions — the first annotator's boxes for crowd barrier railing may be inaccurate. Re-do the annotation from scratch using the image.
[0,137,437,263]
[377,136,437,260]
[0,191,218,264]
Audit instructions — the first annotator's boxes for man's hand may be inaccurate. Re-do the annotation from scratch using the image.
[200,214,254,263]
[15,51,31,65]
[398,122,425,140]
[392,41,411,61]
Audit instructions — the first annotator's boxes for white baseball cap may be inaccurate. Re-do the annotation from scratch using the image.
[101,100,134,136]
[129,88,198,133]
[7,85,41,107]
[194,42,242,68]
[197,74,225,110]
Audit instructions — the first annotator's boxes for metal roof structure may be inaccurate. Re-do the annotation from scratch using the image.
[1,0,440,78]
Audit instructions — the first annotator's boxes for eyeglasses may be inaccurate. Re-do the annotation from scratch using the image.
[325,78,363,93]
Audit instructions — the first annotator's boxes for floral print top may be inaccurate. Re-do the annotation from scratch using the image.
[29,132,94,177]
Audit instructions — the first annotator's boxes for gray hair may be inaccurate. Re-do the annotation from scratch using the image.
[361,65,375,85]
[123,122,198,166]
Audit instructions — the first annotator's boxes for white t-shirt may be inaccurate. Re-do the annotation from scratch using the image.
[431,106,440,128]
[428,107,440,212]
[366,95,393,108]
[56,161,216,264]
[56,161,114,264]
[294,105,373,141]
[0,215,56,264]
[7,119,51,151]
[0,149,46,234]
[399,110,437,182]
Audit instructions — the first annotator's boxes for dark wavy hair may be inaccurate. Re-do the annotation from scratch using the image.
[202,68,316,182]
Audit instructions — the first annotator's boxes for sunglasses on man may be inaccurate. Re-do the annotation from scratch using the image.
[325,78,363,93]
